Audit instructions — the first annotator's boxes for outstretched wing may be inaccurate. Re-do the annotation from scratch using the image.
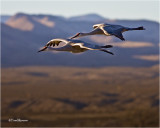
[93,23,115,35]
[45,38,69,47]
[93,23,105,29]
[71,41,100,50]
[71,42,114,55]
[113,30,125,41]
[100,24,125,36]
[38,38,69,52]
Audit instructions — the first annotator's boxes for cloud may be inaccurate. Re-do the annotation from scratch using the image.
[110,41,154,48]
[133,55,159,61]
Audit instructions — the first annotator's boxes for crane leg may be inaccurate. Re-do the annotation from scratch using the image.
[100,49,114,55]
[101,45,113,48]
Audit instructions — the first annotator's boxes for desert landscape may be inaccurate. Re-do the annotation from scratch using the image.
[1,65,159,127]
[1,12,159,127]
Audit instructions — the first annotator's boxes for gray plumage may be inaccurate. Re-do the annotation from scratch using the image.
[70,23,145,41]
[38,38,113,55]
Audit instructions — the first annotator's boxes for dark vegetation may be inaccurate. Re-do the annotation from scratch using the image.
[1,65,159,127]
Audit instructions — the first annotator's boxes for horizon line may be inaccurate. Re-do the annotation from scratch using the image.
[1,12,159,23]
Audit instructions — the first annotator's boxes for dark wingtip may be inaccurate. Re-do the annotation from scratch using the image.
[122,38,125,41]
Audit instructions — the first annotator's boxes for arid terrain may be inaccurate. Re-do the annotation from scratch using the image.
[1,12,159,127]
[1,65,159,127]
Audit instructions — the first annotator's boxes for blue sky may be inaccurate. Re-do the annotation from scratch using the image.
[1,0,159,22]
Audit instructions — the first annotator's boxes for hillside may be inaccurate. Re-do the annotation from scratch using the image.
[1,13,159,67]
[1,65,159,127]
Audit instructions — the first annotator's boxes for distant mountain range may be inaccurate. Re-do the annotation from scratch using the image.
[1,13,105,23]
[1,15,10,23]
[1,13,159,67]
[68,13,106,21]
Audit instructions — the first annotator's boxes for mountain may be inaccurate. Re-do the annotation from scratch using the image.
[0,15,10,23]
[68,13,106,22]
[1,13,159,67]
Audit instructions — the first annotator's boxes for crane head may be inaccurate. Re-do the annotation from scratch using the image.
[70,33,81,39]
[38,46,47,52]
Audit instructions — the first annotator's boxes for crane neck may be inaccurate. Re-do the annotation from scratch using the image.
[81,31,97,36]
[80,29,101,37]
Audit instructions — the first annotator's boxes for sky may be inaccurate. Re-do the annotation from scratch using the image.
[1,0,159,22]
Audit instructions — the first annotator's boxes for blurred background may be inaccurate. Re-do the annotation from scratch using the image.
[1,0,159,127]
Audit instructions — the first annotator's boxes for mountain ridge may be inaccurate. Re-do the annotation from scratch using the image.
[1,12,159,67]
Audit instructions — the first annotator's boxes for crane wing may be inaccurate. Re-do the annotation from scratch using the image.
[113,30,125,41]
[100,25,125,36]
[93,23,105,29]
[45,38,69,47]
[71,42,100,50]
[71,42,114,55]
[101,26,125,40]
[38,39,69,52]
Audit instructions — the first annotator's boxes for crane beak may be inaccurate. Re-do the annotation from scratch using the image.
[70,33,80,39]
[38,46,47,52]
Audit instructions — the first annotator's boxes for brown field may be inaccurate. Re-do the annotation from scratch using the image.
[1,65,159,127]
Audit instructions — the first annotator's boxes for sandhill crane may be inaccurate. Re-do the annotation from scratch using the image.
[38,38,114,55]
[70,23,145,41]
